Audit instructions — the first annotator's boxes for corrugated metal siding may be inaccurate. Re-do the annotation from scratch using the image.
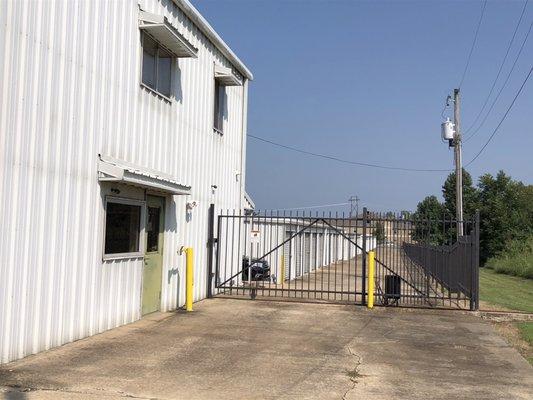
[0,0,249,363]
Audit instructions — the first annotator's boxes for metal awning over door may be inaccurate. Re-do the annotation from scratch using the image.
[98,155,191,195]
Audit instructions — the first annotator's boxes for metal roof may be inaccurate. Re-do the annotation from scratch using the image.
[139,11,198,58]
[244,191,255,210]
[98,155,191,195]
[215,64,243,86]
[173,0,253,81]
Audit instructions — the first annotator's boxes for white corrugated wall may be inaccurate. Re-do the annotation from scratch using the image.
[0,0,250,363]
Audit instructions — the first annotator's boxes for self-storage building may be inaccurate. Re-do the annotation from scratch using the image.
[0,0,252,363]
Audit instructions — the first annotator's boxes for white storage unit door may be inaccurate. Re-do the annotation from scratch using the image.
[295,235,302,277]
[303,233,311,274]
[333,234,338,261]
[283,231,292,281]
[318,233,324,267]
[310,233,317,270]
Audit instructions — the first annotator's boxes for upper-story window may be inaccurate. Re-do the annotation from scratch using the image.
[138,10,198,100]
[142,33,172,99]
[213,80,225,133]
[213,65,243,134]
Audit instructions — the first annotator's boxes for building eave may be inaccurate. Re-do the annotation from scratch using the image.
[172,0,253,81]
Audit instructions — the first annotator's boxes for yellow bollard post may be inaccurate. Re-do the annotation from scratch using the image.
[368,251,375,309]
[185,247,194,312]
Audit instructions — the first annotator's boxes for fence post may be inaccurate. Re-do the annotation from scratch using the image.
[207,203,215,298]
[214,214,223,291]
[362,207,367,305]
[471,210,480,310]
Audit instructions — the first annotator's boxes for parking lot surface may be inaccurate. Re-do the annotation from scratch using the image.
[1,299,532,399]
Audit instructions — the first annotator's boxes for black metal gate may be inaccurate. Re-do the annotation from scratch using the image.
[208,207,479,310]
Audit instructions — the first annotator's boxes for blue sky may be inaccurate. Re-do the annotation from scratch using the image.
[194,0,533,213]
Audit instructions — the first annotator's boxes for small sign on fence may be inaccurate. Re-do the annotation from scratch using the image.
[250,230,261,243]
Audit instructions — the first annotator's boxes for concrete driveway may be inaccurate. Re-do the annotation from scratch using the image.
[1,299,532,400]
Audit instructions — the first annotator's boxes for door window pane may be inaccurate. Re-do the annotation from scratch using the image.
[146,206,161,252]
[142,35,157,89]
[105,202,142,254]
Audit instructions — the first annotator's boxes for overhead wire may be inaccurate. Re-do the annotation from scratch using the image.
[268,202,351,211]
[464,20,533,143]
[248,1,529,174]
[247,134,453,173]
[458,0,488,88]
[463,0,529,134]
[465,65,533,167]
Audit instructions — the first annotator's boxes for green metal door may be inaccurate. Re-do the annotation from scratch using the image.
[142,195,165,315]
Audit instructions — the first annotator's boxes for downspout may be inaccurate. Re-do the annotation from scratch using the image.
[239,79,249,212]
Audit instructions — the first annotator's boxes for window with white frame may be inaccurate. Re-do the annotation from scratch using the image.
[141,32,172,99]
[213,80,225,133]
[104,197,144,258]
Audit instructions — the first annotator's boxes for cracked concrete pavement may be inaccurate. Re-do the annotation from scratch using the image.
[1,299,532,399]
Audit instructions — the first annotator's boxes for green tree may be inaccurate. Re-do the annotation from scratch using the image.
[442,168,479,219]
[374,222,386,244]
[400,210,412,220]
[412,195,445,245]
[477,171,533,264]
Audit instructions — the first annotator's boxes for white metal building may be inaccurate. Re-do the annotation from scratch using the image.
[0,0,252,363]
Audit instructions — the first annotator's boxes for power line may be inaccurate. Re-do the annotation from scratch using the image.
[465,65,533,167]
[268,202,351,211]
[464,20,533,143]
[463,0,528,133]
[441,95,452,118]
[459,0,488,88]
[247,134,452,173]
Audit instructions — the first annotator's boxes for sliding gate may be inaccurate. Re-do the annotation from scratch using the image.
[210,208,479,310]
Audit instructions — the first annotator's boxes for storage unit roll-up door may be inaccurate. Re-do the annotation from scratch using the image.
[295,235,302,277]
[304,233,311,273]
[318,233,324,267]
[283,231,292,281]
[310,233,317,270]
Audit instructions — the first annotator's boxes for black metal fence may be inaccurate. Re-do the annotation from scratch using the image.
[208,207,480,310]
[403,215,480,310]
[368,211,479,309]
[211,210,371,303]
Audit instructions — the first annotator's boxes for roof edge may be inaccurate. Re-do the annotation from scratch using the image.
[173,0,253,81]
[244,191,255,210]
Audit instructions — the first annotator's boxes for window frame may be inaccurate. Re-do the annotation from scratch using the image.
[140,31,173,102]
[103,196,146,261]
[213,80,225,134]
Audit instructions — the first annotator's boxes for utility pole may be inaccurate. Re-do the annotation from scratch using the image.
[453,89,464,237]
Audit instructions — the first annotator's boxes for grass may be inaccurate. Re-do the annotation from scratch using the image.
[479,268,533,313]
[479,268,533,365]
[517,323,533,345]
[485,236,533,279]
[517,323,533,365]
